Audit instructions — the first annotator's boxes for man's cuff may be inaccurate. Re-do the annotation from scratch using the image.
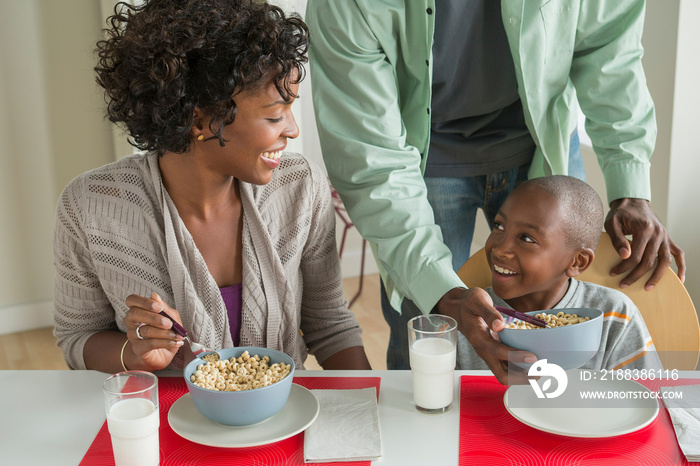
[604,162,651,203]
[409,261,467,314]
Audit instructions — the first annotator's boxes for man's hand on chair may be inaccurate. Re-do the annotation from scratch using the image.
[605,198,685,290]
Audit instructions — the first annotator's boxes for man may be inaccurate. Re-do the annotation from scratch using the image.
[306,0,684,382]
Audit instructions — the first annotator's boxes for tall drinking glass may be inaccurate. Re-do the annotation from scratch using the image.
[103,371,160,466]
[408,315,458,414]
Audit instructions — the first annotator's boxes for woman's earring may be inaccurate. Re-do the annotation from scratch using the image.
[197,135,204,141]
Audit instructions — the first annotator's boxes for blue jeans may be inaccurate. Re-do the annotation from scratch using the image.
[568,131,586,182]
[380,132,585,369]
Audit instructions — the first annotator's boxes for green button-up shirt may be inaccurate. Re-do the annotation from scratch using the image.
[307,0,655,313]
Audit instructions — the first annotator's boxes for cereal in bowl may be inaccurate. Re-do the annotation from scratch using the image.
[189,350,292,391]
[505,311,590,329]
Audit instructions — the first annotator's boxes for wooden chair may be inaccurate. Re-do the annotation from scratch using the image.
[456,232,700,370]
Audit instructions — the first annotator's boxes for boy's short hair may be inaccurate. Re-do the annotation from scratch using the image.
[524,175,604,250]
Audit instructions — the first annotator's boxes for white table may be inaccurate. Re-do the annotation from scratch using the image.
[8,370,697,465]
[0,369,485,466]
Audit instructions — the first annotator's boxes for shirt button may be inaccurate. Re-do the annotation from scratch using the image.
[427,108,430,115]
[425,59,429,66]
[426,7,433,15]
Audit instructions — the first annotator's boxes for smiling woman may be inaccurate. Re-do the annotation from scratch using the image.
[51,0,370,375]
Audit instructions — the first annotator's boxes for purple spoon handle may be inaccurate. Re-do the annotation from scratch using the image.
[159,310,188,337]
[159,310,217,358]
[494,306,547,328]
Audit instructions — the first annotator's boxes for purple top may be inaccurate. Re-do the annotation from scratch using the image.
[220,283,242,346]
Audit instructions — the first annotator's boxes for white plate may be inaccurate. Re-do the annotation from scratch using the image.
[168,384,320,448]
[504,374,659,438]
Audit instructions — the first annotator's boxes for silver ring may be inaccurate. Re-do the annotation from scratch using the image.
[136,323,146,340]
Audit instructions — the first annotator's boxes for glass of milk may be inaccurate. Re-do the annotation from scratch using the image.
[103,371,160,466]
[408,315,457,414]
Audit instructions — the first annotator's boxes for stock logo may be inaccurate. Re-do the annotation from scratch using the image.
[528,359,568,399]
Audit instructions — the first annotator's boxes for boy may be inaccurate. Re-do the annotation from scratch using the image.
[457,175,661,371]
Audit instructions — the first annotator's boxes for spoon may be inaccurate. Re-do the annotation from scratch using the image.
[158,310,220,362]
[494,306,547,328]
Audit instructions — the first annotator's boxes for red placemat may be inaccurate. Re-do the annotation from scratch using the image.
[458,375,697,465]
[81,376,381,466]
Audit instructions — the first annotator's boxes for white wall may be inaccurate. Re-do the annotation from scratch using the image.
[643,0,700,304]
[665,0,700,303]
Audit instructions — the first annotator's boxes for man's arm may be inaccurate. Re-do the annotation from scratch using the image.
[306,0,461,312]
[570,0,685,288]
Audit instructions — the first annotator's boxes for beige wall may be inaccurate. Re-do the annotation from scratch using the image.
[39,2,115,197]
[0,1,54,309]
[0,1,113,329]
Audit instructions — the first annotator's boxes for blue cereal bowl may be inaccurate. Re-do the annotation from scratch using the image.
[498,308,604,370]
[184,346,295,426]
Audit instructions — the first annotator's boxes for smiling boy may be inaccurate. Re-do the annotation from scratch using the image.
[457,175,662,371]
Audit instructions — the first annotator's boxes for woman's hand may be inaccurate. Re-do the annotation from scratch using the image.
[123,293,184,371]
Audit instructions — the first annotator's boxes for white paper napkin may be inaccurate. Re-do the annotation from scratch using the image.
[303,388,382,463]
[661,384,700,462]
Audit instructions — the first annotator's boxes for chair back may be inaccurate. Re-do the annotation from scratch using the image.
[456,232,700,370]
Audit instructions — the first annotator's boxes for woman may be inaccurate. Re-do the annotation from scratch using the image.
[53,0,371,373]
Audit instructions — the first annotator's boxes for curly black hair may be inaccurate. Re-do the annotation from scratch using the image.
[95,0,309,155]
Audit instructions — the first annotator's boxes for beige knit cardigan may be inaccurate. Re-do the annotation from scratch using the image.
[53,152,364,370]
